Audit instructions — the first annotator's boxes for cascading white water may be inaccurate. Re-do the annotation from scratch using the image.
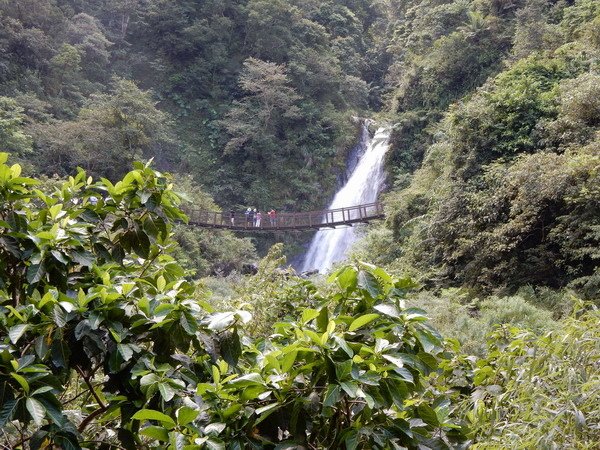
[301,124,391,273]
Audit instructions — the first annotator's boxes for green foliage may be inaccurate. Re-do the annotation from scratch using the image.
[32,77,177,180]
[511,0,562,59]
[462,304,600,448]
[193,262,465,449]
[448,54,583,176]
[377,1,600,295]
[0,155,219,448]
[220,243,316,337]
[0,97,33,157]
[403,148,600,294]
[0,0,388,217]
[0,156,466,448]
[383,0,515,173]
[403,289,558,356]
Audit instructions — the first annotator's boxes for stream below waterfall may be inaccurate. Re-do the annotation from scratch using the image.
[300,123,391,273]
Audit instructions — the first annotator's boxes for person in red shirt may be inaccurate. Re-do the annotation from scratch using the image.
[268,209,276,226]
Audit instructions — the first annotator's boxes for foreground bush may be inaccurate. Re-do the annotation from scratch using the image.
[0,157,464,449]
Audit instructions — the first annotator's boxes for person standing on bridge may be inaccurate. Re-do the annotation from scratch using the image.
[230,208,235,226]
[253,208,258,227]
[256,210,262,228]
[248,208,254,227]
[268,209,276,226]
[245,207,251,227]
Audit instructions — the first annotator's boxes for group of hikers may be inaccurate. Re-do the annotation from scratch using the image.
[229,207,277,227]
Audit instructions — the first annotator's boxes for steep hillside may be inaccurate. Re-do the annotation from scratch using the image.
[0,0,391,212]
[363,0,600,297]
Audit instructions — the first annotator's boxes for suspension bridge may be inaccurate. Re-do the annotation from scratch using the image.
[184,202,384,231]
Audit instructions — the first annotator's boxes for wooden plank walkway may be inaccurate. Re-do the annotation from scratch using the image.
[184,202,384,231]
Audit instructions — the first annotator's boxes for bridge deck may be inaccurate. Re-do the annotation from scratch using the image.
[185,202,384,231]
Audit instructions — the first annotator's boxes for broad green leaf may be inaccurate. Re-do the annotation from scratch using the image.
[414,329,440,354]
[141,426,169,442]
[205,423,226,435]
[333,336,354,358]
[335,360,353,381]
[330,266,357,292]
[50,249,68,264]
[132,409,176,426]
[177,406,199,426]
[158,382,176,401]
[304,329,322,346]
[340,381,359,397]
[281,350,297,373]
[36,397,67,427]
[394,367,414,383]
[383,354,405,369]
[72,250,94,268]
[383,379,409,407]
[157,276,166,292]
[348,313,380,332]
[394,353,426,373]
[53,305,67,327]
[327,320,336,334]
[363,391,375,408]
[26,397,45,426]
[222,404,241,419]
[316,307,329,332]
[133,228,151,259]
[220,328,241,367]
[212,365,220,384]
[5,305,24,321]
[372,267,393,284]
[375,338,390,353]
[228,373,264,387]
[208,312,235,331]
[358,270,380,298]
[241,385,268,401]
[10,163,21,177]
[50,338,69,369]
[417,404,439,427]
[118,343,134,361]
[49,204,62,220]
[345,430,359,450]
[301,308,319,324]
[27,262,46,284]
[9,324,29,344]
[323,384,342,407]
[0,399,18,427]
[205,439,225,450]
[36,230,57,240]
[255,403,279,416]
[31,386,54,396]
[374,303,400,318]
[58,301,75,313]
[404,307,429,319]
[11,372,29,393]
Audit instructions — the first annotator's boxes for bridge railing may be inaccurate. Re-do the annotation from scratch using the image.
[184,202,384,230]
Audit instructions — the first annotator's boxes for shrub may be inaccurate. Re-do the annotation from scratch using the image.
[0,156,466,448]
[462,304,600,448]
[405,290,557,356]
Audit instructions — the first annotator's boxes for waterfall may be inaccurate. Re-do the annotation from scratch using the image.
[301,123,391,273]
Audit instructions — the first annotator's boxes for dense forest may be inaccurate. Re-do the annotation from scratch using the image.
[0,0,599,448]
